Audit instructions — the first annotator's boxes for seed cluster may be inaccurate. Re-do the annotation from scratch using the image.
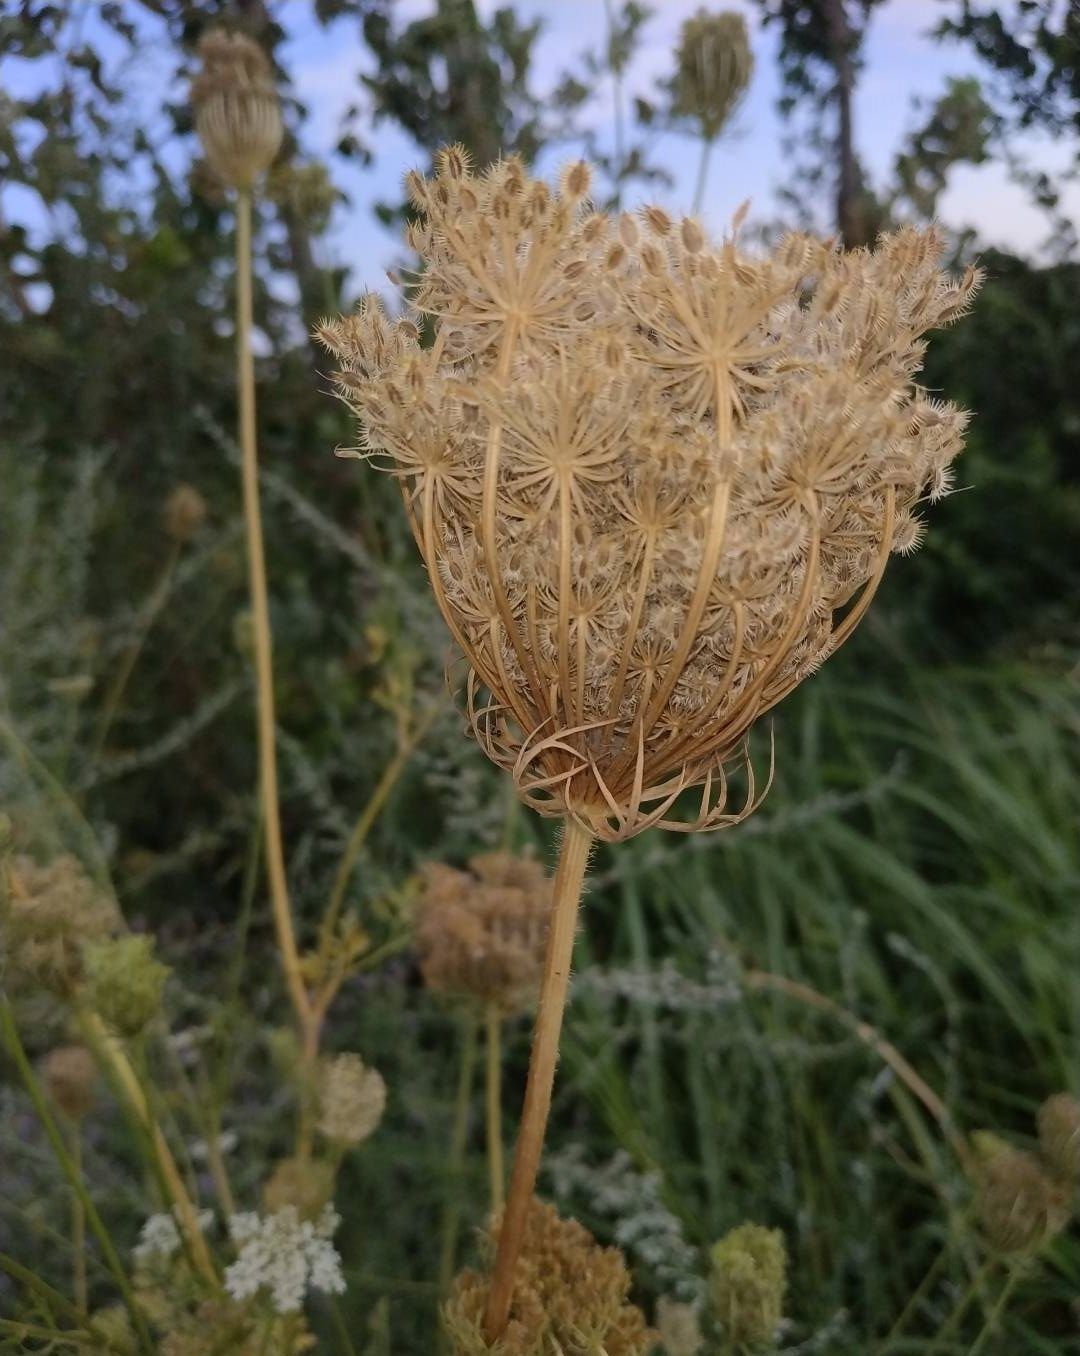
[414,851,551,1016]
[446,1198,654,1356]
[319,148,979,841]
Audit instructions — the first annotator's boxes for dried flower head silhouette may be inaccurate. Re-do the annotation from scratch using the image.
[318,146,979,1339]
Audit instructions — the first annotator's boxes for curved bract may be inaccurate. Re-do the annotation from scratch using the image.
[319,148,979,842]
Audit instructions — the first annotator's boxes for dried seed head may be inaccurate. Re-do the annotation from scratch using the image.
[84,934,169,1038]
[7,854,120,993]
[445,1199,654,1356]
[414,853,551,1016]
[191,29,282,190]
[319,154,979,841]
[316,1053,387,1147]
[971,1131,1069,1255]
[42,1045,98,1120]
[1037,1094,1080,1184]
[163,483,207,543]
[670,10,754,141]
[709,1223,787,1349]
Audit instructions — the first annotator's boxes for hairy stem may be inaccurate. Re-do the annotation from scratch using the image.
[485,1003,505,1214]
[483,818,592,1340]
[235,188,311,1034]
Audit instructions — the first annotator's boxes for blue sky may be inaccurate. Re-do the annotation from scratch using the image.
[5,0,1078,298]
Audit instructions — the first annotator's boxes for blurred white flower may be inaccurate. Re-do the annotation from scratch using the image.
[224,1203,345,1314]
[133,1207,213,1267]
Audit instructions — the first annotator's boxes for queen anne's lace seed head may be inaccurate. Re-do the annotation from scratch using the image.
[709,1222,787,1349]
[225,1204,345,1315]
[414,852,551,1015]
[7,853,120,992]
[445,1198,654,1356]
[319,153,980,842]
[191,29,282,190]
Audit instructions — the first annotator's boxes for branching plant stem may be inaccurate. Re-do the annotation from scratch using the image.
[483,817,593,1340]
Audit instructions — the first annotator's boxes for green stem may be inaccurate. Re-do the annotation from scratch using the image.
[72,1127,88,1315]
[927,1257,996,1356]
[485,1004,505,1214]
[438,1015,480,1303]
[692,136,715,215]
[0,1000,155,1354]
[91,540,181,764]
[967,1267,1022,1356]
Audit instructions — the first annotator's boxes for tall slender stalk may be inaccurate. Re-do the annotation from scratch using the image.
[692,137,714,215]
[485,1003,504,1214]
[234,188,311,1036]
[71,1130,87,1315]
[482,818,592,1340]
[438,1016,480,1304]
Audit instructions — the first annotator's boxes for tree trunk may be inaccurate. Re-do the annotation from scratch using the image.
[823,0,867,249]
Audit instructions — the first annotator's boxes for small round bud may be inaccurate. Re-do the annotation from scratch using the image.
[88,1307,136,1355]
[232,609,255,656]
[1037,1094,1080,1184]
[84,934,169,1038]
[42,1045,98,1120]
[163,484,207,543]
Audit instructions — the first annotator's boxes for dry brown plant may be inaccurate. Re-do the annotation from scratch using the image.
[318,147,979,1338]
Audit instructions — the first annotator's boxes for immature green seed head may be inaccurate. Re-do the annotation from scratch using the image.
[670,9,754,141]
[1037,1094,1080,1185]
[84,934,169,1038]
[709,1222,787,1349]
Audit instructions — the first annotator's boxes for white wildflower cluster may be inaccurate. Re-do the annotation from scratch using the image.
[547,1147,702,1300]
[133,1207,214,1267]
[224,1204,346,1314]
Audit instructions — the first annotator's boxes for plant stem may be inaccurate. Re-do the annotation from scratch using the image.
[0,1000,155,1355]
[71,1128,87,1315]
[235,187,311,1035]
[79,1008,217,1284]
[438,1015,480,1303]
[692,137,715,215]
[967,1267,1021,1356]
[927,1257,996,1356]
[482,818,592,1340]
[91,540,181,764]
[485,1003,505,1214]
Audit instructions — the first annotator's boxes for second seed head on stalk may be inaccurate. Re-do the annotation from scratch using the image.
[192,28,282,191]
[319,147,979,841]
